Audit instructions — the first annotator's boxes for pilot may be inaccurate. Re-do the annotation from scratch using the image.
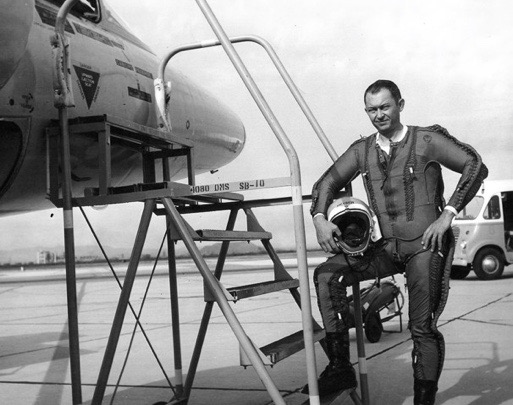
[305,80,488,404]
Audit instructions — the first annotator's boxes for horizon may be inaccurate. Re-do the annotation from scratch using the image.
[0,240,313,266]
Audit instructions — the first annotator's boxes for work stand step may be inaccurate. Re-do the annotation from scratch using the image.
[196,229,272,241]
[240,329,325,366]
[66,114,193,149]
[170,229,272,242]
[205,279,299,302]
[228,279,299,301]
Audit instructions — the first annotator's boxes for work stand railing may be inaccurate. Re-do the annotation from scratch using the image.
[51,1,370,404]
[156,1,369,404]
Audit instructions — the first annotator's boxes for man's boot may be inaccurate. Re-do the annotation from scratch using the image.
[414,379,437,405]
[302,332,357,396]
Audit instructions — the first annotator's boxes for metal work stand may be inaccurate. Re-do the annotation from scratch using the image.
[50,1,372,404]
[45,112,327,405]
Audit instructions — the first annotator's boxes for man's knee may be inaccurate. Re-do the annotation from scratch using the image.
[313,263,328,285]
[314,261,350,285]
[409,319,435,341]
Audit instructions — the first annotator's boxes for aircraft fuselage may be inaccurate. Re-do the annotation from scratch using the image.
[0,0,245,215]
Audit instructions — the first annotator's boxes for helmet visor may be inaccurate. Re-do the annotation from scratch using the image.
[333,212,370,249]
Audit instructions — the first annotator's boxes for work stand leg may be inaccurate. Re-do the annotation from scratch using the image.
[91,199,156,404]
[352,284,370,405]
[64,221,82,405]
[167,219,184,398]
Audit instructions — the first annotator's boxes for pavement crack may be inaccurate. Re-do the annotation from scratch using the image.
[459,317,513,328]
[365,292,513,362]
[440,292,512,328]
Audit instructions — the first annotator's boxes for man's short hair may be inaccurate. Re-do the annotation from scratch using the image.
[364,80,402,105]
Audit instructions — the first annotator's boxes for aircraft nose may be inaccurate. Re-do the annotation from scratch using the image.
[0,0,34,90]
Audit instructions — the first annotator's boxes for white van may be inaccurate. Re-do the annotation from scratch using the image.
[451,179,513,280]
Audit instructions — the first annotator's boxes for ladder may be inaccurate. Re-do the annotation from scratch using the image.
[163,194,327,403]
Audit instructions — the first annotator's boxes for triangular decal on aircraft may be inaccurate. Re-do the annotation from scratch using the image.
[73,65,100,109]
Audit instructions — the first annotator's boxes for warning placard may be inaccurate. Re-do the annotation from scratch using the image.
[73,65,100,109]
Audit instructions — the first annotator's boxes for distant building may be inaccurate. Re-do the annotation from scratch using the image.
[77,255,100,262]
[37,250,56,265]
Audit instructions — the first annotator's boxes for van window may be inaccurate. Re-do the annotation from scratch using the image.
[455,196,484,220]
[483,195,501,219]
[503,192,513,232]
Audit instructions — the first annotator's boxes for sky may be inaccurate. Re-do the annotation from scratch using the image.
[2,0,513,258]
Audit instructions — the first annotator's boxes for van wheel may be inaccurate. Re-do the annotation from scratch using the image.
[473,248,504,280]
[450,266,471,280]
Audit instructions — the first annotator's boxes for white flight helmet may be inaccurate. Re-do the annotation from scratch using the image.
[327,197,376,256]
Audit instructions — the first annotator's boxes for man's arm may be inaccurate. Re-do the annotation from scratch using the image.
[421,208,455,253]
[421,125,488,252]
[425,125,488,212]
[310,143,362,252]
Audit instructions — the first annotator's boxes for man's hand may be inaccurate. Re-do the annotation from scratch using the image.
[313,215,342,254]
[421,209,455,253]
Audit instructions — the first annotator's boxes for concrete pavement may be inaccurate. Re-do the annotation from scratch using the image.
[0,256,512,404]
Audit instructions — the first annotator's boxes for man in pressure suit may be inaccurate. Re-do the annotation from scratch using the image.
[307,80,488,404]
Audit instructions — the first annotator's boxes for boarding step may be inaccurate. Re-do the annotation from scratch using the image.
[84,181,189,197]
[169,228,272,242]
[196,229,272,241]
[205,279,299,302]
[240,328,325,367]
[66,114,193,149]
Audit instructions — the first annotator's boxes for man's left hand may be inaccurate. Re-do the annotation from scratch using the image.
[421,209,455,253]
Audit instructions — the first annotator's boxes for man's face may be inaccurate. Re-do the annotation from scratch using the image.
[364,88,404,137]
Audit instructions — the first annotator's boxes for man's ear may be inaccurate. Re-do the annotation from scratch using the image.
[398,98,405,111]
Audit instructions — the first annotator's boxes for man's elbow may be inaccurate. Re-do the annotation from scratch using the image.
[481,163,489,180]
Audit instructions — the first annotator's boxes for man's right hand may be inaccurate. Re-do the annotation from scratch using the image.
[313,215,342,254]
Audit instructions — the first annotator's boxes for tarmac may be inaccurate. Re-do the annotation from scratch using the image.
[0,254,512,405]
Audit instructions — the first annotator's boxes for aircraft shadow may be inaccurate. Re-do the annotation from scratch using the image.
[437,342,513,405]
[0,331,93,373]
[76,338,513,405]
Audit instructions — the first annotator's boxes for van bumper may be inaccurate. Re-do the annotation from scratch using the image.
[452,257,469,267]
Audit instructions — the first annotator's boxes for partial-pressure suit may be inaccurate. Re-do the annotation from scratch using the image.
[310,125,488,384]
